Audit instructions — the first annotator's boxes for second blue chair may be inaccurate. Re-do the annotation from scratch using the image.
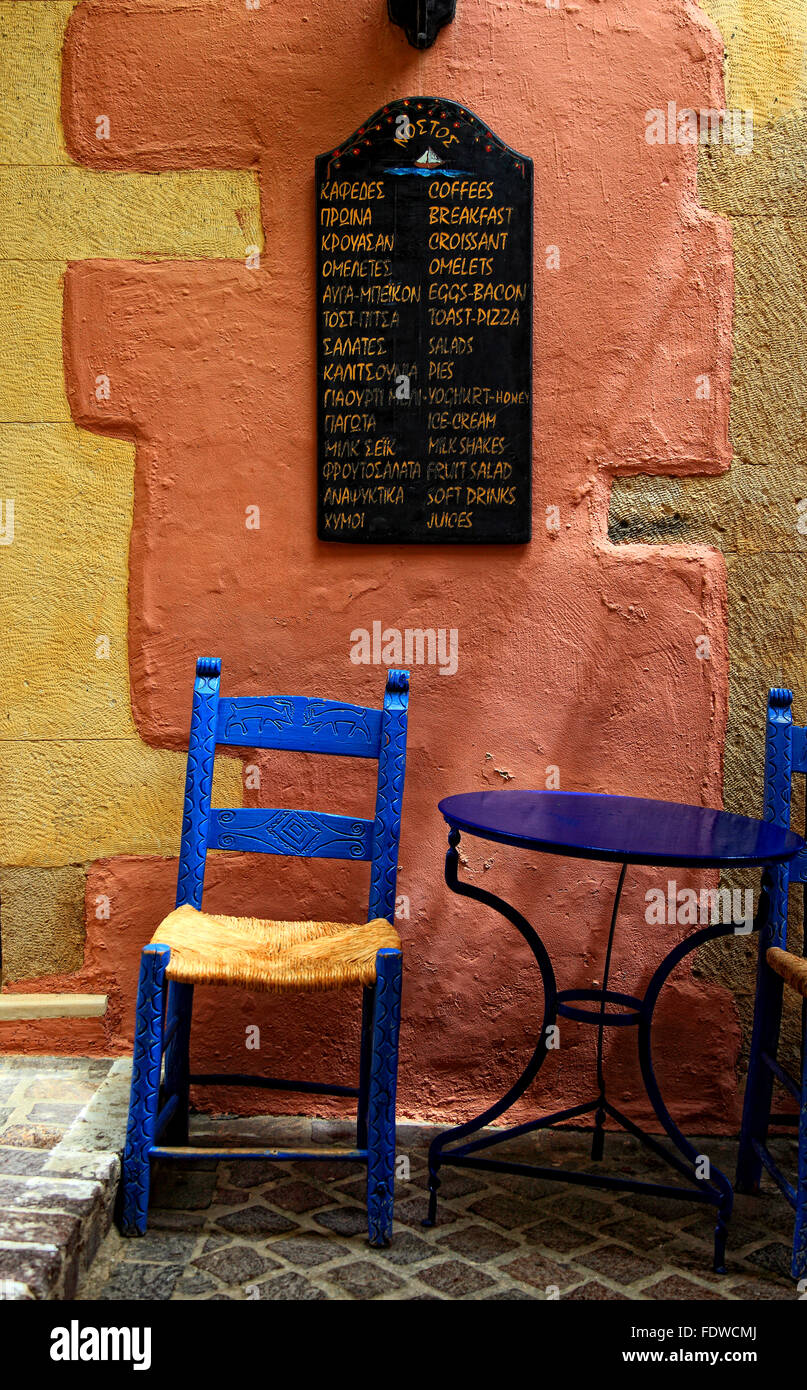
[737,687,807,1276]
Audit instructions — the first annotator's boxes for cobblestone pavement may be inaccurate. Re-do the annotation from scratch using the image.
[0,1055,113,1154]
[79,1117,799,1301]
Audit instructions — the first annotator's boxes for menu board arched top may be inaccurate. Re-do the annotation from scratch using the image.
[316,97,533,544]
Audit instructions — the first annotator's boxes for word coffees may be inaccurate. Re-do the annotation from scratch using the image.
[316,97,533,543]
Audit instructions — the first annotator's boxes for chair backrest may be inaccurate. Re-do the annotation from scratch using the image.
[176,658,410,924]
[762,687,807,949]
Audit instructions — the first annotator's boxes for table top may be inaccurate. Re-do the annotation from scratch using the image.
[438,790,804,869]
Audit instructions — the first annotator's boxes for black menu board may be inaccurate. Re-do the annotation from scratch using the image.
[316,97,533,544]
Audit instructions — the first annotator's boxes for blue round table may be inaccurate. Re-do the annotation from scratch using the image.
[425,789,804,1272]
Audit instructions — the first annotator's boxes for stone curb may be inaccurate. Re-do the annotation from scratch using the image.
[0,1058,131,1300]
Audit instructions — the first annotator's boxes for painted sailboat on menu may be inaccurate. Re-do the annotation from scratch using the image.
[385,145,468,178]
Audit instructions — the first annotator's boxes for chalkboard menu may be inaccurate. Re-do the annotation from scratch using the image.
[316,97,533,544]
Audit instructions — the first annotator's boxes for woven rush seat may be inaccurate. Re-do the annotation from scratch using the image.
[766,945,807,1000]
[152,903,400,993]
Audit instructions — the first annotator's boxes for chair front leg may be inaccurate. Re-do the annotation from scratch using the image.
[357,984,374,1148]
[792,1010,807,1279]
[120,945,170,1236]
[737,961,784,1194]
[366,948,403,1248]
[163,980,194,1144]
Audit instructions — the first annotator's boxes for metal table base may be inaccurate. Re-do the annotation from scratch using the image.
[423,832,772,1274]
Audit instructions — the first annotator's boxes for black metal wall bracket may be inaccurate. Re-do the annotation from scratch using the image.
[387,0,457,49]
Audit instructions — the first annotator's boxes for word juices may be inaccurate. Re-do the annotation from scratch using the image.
[316,97,533,543]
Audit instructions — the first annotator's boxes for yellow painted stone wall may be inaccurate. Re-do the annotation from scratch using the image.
[611,0,807,1066]
[0,1,260,977]
[708,0,807,121]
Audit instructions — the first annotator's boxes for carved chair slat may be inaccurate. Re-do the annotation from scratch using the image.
[207,807,374,860]
[216,695,383,757]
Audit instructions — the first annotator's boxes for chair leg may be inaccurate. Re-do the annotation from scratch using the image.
[737,961,784,1194]
[163,981,194,1145]
[366,948,403,1248]
[792,1012,807,1279]
[120,945,170,1236]
[357,984,374,1148]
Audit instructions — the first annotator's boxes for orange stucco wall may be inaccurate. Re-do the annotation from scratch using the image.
[5,0,741,1129]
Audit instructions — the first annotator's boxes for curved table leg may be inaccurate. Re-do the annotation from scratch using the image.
[591,861,628,1161]
[637,875,772,1273]
[424,829,558,1226]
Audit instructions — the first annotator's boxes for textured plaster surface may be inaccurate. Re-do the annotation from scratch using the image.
[706,0,807,122]
[611,0,807,1075]
[2,0,769,1132]
[1,0,740,1128]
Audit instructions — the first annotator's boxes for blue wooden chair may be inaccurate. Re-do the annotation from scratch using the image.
[737,687,807,1276]
[120,658,409,1246]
